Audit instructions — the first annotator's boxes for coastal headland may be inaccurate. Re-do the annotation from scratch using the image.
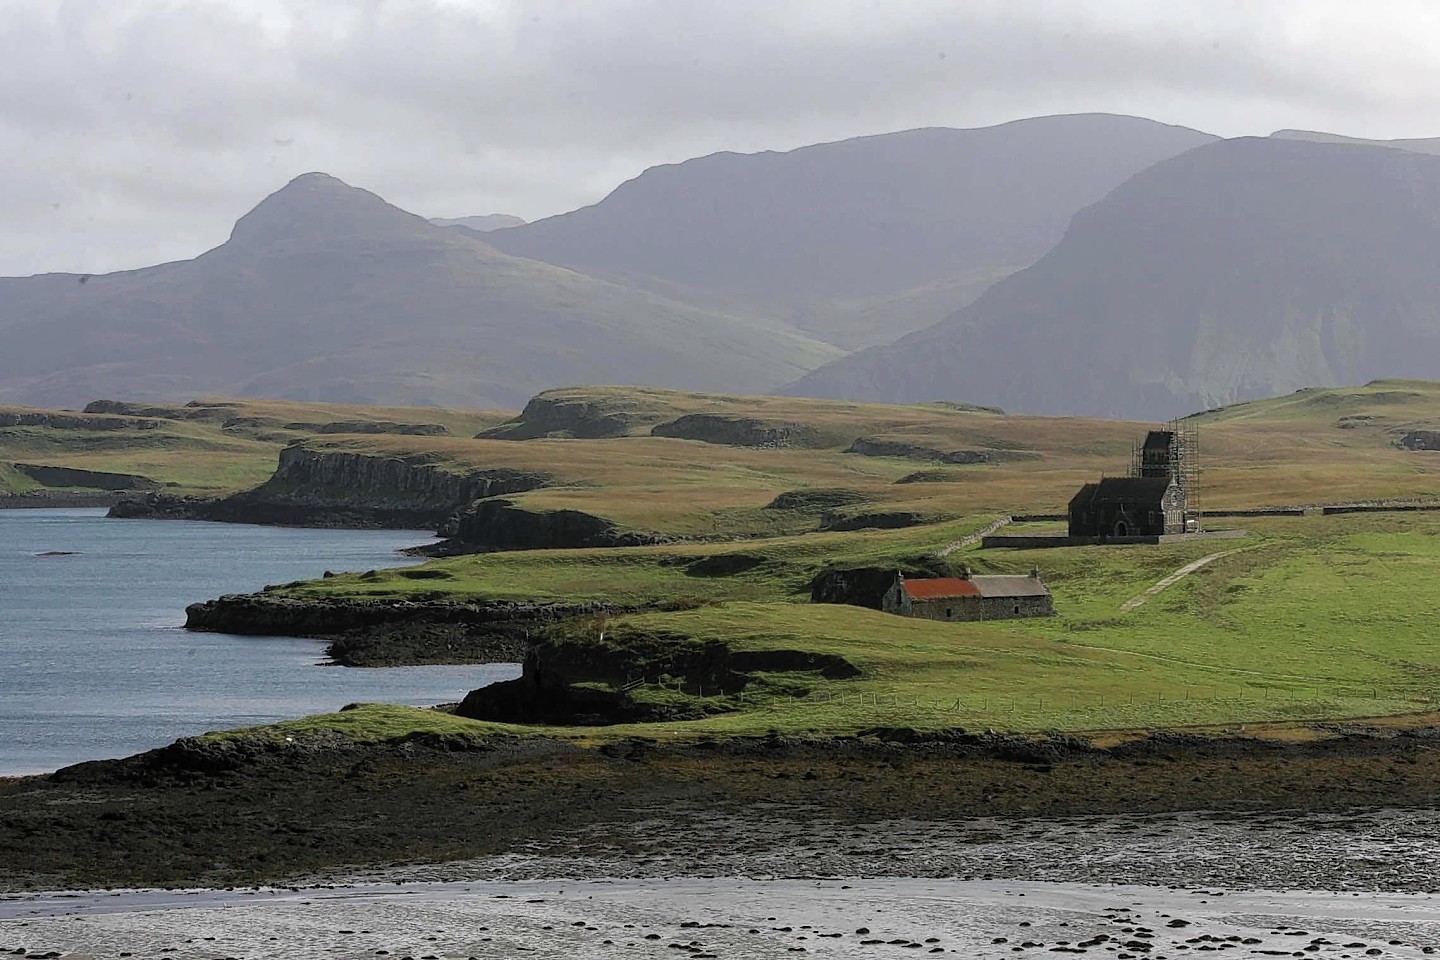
[6,382,1440,890]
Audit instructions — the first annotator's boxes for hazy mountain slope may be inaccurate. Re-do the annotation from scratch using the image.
[486,114,1217,348]
[429,214,526,231]
[786,136,1440,420]
[0,175,839,409]
[1271,129,1440,156]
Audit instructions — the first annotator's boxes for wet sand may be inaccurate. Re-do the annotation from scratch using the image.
[3,878,1439,960]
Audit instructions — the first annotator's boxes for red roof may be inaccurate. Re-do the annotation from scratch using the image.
[901,577,980,600]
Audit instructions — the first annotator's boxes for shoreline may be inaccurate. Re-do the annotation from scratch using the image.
[4,720,1440,892]
[0,491,120,509]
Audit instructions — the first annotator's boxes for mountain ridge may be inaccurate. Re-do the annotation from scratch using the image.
[785,135,1440,419]
[0,173,838,409]
[487,113,1219,348]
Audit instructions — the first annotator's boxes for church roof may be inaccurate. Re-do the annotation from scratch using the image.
[1076,476,1172,505]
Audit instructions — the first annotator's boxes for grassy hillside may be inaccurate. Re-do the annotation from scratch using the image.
[279,512,1440,735]
[0,398,512,495]
[248,379,1440,540]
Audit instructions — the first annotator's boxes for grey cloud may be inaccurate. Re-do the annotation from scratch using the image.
[3,0,1440,275]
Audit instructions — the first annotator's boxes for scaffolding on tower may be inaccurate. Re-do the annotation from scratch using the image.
[1171,418,1200,530]
[1128,418,1201,531]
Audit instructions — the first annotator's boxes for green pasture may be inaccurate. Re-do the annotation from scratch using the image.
[271,512,1440,739]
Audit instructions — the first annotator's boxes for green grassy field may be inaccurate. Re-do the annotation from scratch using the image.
[276,510,1440,737]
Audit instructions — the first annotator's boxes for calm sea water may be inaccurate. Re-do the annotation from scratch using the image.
[0,509,520,776]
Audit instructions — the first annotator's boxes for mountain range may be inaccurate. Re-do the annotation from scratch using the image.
[0,175,837,409]
[5,114,1440,414]
[787,133,1440,419]
[486,113,1215,348]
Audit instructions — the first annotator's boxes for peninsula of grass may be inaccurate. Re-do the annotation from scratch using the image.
[252,510,1440,741]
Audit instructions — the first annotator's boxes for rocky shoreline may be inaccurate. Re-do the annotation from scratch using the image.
[0,490,123,509]
[2,721,1439,891]
[185,593,638,667]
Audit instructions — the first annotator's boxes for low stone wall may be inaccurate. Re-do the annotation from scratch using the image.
[982,529,1247,549]
[1199,508,1307,518]
[1321,503,1440,516]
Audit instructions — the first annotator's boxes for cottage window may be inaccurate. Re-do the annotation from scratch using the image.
[1013,605,1020,615]
[945,607,953,618]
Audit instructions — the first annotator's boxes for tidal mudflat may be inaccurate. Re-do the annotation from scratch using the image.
[3,876,1439,960]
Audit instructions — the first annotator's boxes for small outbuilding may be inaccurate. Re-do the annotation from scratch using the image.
[881,569,1053,622]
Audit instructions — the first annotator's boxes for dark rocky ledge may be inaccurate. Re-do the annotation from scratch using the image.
[185,593,644,667]
[111,444,549,529]
[0,489,125,509]
[5,722,1440,890]
[416,497,672,555]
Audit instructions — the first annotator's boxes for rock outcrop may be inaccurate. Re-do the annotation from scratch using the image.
[0,410,161,431]
[1399,430,1440,451]
[819,509,935,532]
[457,630,858,724]
[113,445,549,529]
[186,593,636,667]
[765,488,870,511]
[478,393,648,440]
[436,498,670,552]
[809,560,956,608]
[650,414,823,448]
[845,437,1037,463]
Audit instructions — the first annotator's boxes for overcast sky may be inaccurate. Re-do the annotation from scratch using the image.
[5,0,1440,277]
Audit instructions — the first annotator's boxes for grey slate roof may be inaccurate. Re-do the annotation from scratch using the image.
[970,575,1052,598]
[1085,476,1173,502]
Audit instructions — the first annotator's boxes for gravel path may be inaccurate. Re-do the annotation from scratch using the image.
[1121,549,1242,610]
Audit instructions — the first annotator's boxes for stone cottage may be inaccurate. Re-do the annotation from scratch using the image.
[881,569,1053,622]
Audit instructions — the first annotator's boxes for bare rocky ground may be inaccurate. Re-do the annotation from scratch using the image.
[2,725,1440,893]
[4,726,1440,958]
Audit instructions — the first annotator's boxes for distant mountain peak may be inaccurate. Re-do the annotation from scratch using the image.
[227,172,431,248]
[430,214,526,232]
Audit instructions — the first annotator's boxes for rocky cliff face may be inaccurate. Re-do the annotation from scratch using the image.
[113,445,549,529]
[0,410,161,431]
